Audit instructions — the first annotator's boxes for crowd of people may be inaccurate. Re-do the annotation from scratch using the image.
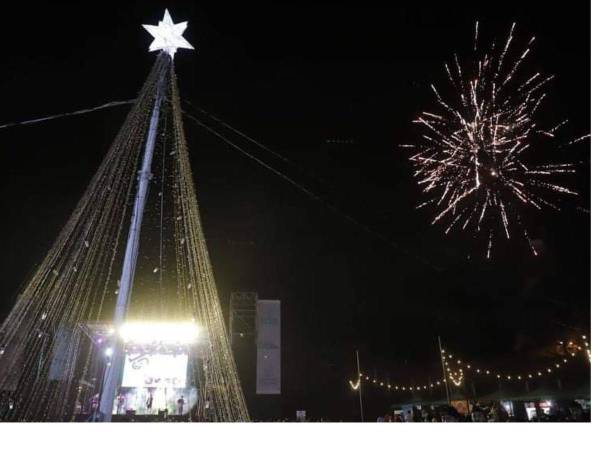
[378,400,590,422]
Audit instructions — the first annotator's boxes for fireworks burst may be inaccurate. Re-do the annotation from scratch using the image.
[403,22,589,257]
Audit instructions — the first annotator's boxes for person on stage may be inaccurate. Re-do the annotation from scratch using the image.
[146,392,154,414]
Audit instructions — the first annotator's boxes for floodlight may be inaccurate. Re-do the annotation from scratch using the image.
[119,321,201,344]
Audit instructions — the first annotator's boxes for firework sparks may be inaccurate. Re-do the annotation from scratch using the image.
[404,22,588,257]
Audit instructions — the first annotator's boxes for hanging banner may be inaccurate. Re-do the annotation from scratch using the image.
[256,300,281,395]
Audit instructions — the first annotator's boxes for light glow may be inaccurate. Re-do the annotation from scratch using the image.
[119,321,201,344]
[143,9,194,59]
[349,379,360,391]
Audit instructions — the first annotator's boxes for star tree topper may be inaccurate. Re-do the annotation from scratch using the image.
[143,9,194,58]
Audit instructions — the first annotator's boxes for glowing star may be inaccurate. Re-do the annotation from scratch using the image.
[143,9,194,58]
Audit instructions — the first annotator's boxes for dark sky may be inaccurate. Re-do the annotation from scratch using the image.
[0,1,590,420]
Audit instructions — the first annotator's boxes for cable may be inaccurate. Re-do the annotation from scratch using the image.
[0,94,438,270]
[182,109,439,271]
[0,100,135,131]
[183,99,295,166]
[182,99,333,193]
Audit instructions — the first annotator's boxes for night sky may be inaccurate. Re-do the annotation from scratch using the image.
[0,1,590,420]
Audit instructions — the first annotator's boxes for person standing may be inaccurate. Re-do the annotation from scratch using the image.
[88,393,101,422]
[146,392,154,414]
[177,395,185,415]
[90,393,99,414]
[116,393,126,415]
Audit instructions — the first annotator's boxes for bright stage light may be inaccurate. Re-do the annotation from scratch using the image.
[119,321,201,344]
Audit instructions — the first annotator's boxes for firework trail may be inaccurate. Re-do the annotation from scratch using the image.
[403,22,589,257]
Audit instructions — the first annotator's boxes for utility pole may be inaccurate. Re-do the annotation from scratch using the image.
[355,350,364,422]
[98,61,168,422]
[438,336,451,405]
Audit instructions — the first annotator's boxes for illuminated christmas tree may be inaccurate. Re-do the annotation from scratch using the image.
[0,10,249,422]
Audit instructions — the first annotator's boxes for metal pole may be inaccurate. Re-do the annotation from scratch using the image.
[471,380,477,401]
[355,349,364,422]
[438,336,451,405]
[98,58,168,421]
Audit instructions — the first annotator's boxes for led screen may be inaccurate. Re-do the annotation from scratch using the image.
[121,353,188,388]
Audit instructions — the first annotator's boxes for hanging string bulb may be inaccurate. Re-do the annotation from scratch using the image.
[350,335,589,394]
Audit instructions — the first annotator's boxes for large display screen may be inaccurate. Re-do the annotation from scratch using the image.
[121,353,188,388]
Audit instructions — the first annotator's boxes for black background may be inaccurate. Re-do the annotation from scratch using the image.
[0,1,590,420]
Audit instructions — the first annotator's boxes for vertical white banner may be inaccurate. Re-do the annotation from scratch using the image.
[256,300,281,394]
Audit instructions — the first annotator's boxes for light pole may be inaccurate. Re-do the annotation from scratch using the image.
[97,68,167,421]
[355,349,364,422]
[438,336,451,405]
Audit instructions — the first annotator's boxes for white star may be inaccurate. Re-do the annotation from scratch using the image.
[143,9,194,59]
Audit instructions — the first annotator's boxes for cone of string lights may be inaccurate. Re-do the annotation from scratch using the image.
[0,10,249,422]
